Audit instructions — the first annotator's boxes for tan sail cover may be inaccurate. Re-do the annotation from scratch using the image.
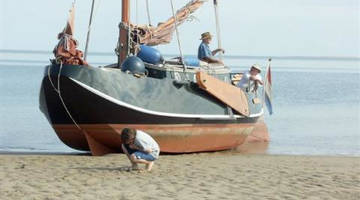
[53,4,88,65]
[132,0,206,46]
[196,71,250,117]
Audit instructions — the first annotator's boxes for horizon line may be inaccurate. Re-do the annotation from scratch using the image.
[0,49,359,61]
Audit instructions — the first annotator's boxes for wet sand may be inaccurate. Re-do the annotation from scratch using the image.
[0,153,359,200]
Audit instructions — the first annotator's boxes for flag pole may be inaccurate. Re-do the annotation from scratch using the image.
[263,58,273,114]
[263,58,271,101]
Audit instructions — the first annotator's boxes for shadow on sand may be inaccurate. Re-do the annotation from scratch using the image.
[70,166,148,173]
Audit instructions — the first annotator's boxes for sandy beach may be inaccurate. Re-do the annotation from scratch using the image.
[0,153,359,200]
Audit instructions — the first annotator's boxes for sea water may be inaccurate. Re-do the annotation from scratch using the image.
[0,51,359,155]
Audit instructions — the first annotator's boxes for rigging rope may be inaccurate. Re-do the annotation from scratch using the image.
[213,0,223,61]
[213,0,232,117]
[134,0,141,53]
[84,0,97,61]
[47,64,59,94]
[47,62,81,130]
[135,0,139,24]
[170,0,187,73]
[145,0,152,26]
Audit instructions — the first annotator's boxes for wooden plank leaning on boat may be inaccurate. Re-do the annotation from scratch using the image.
[196,71,250,117]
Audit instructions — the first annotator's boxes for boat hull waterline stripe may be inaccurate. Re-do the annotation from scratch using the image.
[69,78,263,119]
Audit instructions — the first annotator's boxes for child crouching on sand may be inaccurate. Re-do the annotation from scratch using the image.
[121,128,160,171]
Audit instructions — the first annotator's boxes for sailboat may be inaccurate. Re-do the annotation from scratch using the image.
[39,0,272,156]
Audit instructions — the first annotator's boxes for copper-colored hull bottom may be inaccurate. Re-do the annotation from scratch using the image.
[236,119,269,154]
[53,123,269,155]
[244,119,269,143]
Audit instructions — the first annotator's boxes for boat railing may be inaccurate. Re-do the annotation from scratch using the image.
[99,60,231,79]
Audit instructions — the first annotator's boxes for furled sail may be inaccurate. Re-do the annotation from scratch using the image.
[53,4,88,65]
[131,0,206,46]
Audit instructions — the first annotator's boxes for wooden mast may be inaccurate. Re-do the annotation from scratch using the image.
[118,0,130,67]
[122,0,130,23]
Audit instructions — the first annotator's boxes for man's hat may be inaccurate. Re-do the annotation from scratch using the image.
[251,64,261,73]
[200,32,212,40]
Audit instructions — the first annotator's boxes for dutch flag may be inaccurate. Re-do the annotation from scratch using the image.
[264,58,273,115]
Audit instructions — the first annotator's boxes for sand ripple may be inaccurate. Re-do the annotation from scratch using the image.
[0,153,359,199]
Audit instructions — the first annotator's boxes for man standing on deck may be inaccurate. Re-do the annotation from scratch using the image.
[198,32,225,64]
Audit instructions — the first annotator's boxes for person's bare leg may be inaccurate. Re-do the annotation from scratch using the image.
[130,154,154,171]
[145,161,154,171]
[122,145,138,170]
[131,163,139,170]
[130,154,150,164]
[130,155,154,172]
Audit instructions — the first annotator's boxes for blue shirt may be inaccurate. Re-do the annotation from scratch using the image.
[198,42,212,60]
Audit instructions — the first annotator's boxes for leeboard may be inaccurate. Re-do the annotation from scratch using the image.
[196,71,250,117]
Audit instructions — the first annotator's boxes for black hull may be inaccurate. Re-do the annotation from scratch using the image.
[40,64,263,125]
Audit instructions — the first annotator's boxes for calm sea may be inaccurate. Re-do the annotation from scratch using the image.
[0,51,359,155]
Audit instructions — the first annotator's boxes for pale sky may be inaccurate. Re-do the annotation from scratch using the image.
[0,0,359,57]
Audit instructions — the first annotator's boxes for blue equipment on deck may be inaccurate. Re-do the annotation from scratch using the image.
[137,45,164,65]
[121,56,146,74]
[183,56,200,67]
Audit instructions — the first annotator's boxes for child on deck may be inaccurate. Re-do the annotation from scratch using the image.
[121,128,160,171]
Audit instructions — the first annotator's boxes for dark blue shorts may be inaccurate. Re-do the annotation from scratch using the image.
[133,151,156,161]
[124,144,156,161]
